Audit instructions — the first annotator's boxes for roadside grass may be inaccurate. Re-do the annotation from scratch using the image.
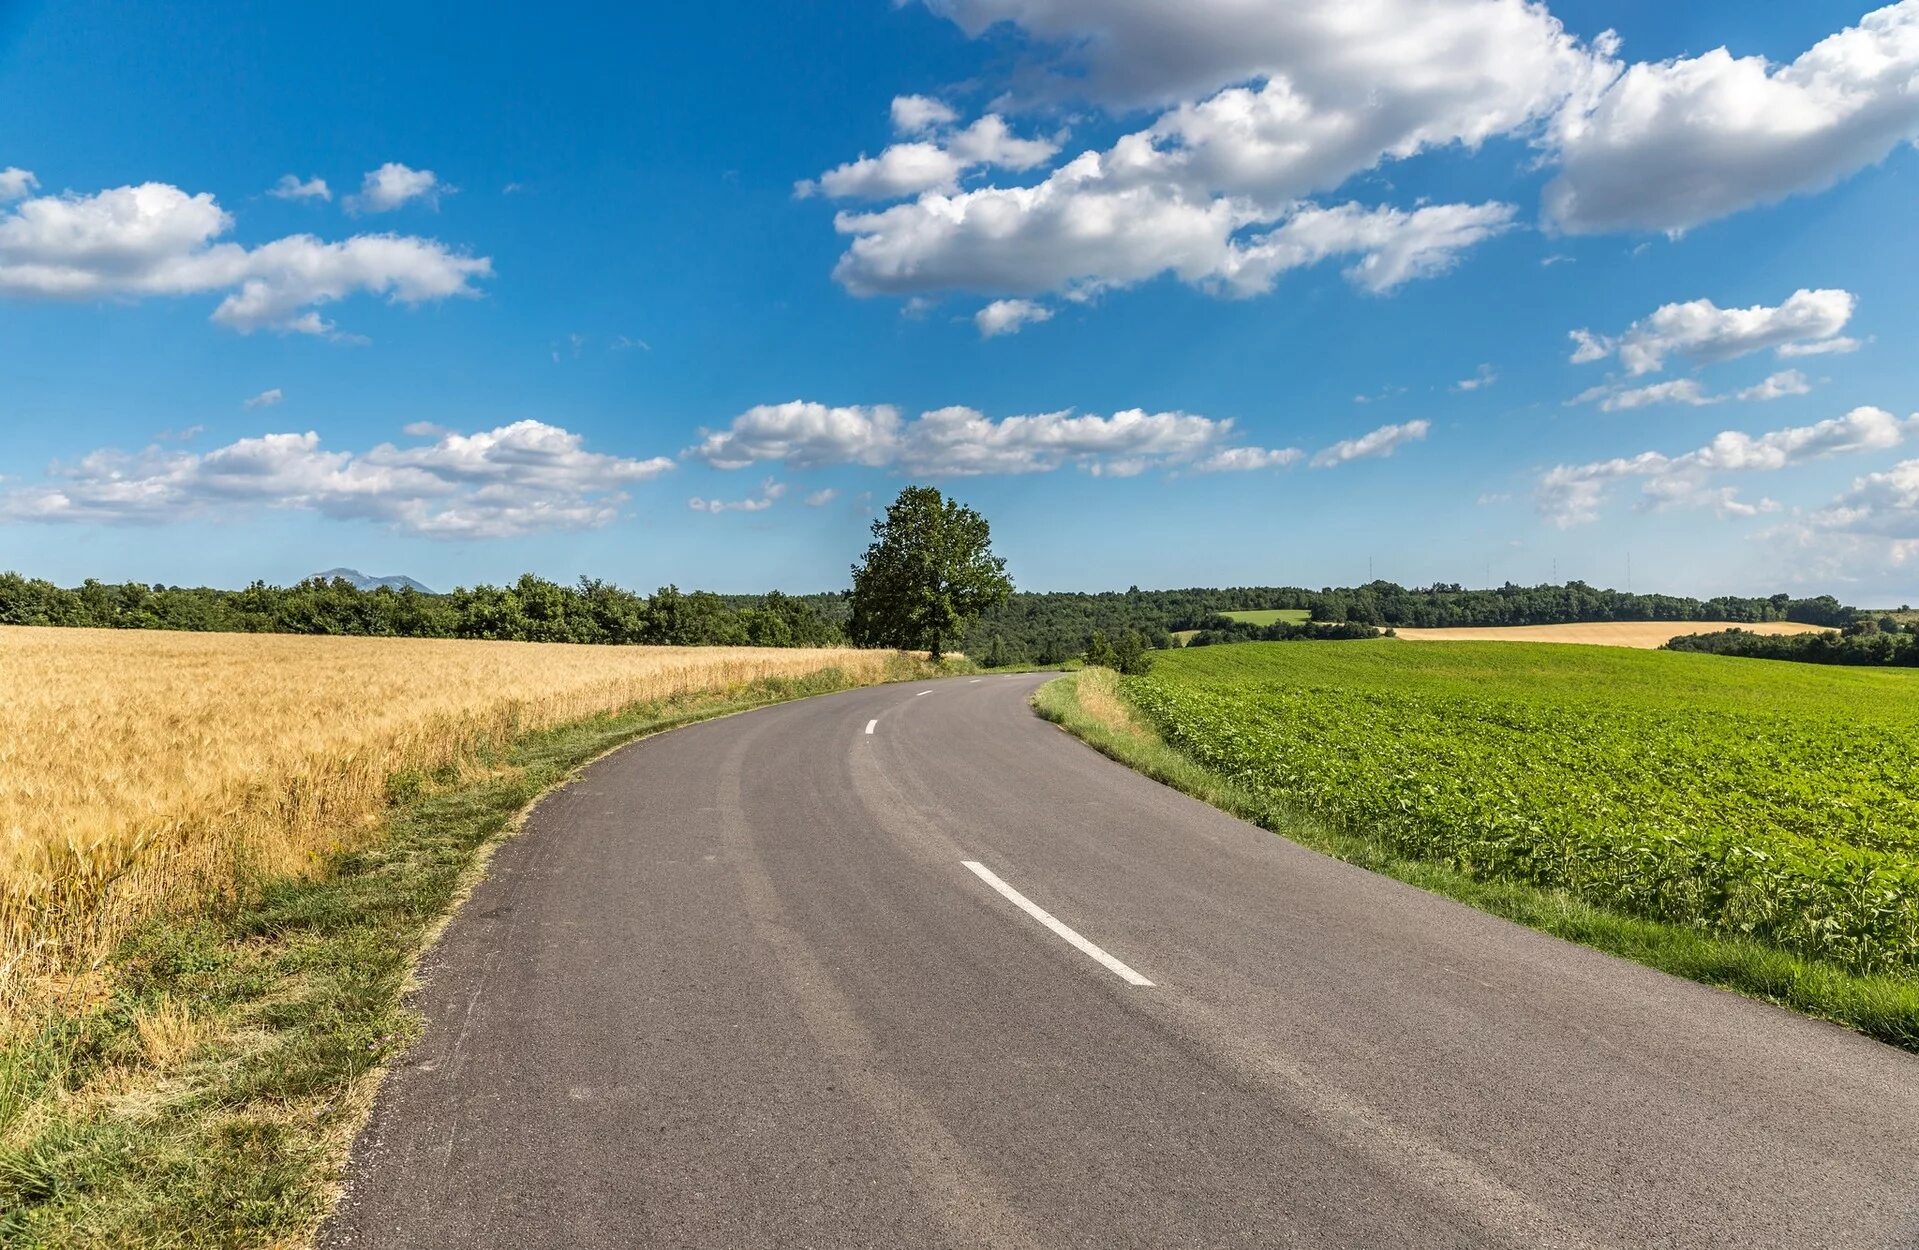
[1034,668,1919,1051]
[0,658,939,1247]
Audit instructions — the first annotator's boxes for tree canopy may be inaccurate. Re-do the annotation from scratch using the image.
[847,486,1013,661]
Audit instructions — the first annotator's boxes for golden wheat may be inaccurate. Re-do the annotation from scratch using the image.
[0,626,903,1022]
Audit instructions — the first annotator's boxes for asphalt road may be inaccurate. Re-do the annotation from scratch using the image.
[323,673,1919,1249]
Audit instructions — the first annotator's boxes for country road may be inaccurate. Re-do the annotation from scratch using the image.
[322,673,1919,1249]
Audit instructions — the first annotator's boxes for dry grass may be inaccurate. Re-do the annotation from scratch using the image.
[1391,620,1831,649]
[0,626,902,1025]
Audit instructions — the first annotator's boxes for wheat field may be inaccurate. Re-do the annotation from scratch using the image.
[0,627,903,1023]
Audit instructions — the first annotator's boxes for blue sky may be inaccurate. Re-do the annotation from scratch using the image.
[3,0,1918,602]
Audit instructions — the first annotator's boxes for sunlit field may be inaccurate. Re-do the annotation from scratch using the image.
[1126,640,1919,976]
[0,627,902,1024]
[1392,620,1829,648]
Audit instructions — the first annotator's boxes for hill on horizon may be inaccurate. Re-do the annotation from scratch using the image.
[311,568,435,594]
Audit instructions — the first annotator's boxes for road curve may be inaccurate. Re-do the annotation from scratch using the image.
[323,673,1919,1249]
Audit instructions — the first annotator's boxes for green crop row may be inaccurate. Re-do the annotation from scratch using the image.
[1124,642,1919,975]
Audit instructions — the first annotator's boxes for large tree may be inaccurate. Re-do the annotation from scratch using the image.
[848,486,1013,661]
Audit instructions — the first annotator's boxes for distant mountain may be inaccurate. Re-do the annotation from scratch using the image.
[310,568,436,594]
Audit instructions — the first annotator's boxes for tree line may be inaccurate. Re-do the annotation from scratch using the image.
[1,566,1866,663]
[1665,619,1919,668]
[0,571,843,648]
[959,581,1858,665]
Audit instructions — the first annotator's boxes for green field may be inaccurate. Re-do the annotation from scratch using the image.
[1172,608,1312,644]
[1220,609,1312,626]
[1123,641,1919,977]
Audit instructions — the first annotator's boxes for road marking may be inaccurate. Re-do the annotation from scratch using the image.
[969,678,983,683]
[960,861,1153,986]
[916,689,932,697]
[865,719,877,735]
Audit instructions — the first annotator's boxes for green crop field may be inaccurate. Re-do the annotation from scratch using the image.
[1220,609,1312,626]
[1123,641,1919,977]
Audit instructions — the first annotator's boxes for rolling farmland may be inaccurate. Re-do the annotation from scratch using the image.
[1123,641,1919,977]
[0,626,911,1024]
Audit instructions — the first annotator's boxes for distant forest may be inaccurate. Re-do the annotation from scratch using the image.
[1666,620,1918,668]
[0,570,1864,663]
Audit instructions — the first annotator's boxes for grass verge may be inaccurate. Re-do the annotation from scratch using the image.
[0,658,939,1247]
[1035,669,1919,1051]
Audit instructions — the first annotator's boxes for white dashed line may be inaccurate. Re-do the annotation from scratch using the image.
[865,719,877,735]
[916,690,932,697]
[961,861,1154,986]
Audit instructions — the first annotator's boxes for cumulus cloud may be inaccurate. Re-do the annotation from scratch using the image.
[1573,370,1814,412]
[686,400,1305,478]
[0,177,491,336]
[0,167,39,202]
[811,2,1919,308]
[346,162,446,214]
[1736,370,1814,402]
[269,174,331,202]
[689,478,785,514]
[1310,420,1430,468]
[810,0,1594,303]
[0,420,672,538]
[1569,289,1856,375]
[975,298,1052,337]
[891,95,961,135]
[833,178,1513,300]
[243,387,284,409]
[1546,2,1919,234]
[917,0,1608,133]
[1812,459,1919,551]
[797,113,1058,200]
[1537,406,1918,526]
[686,402,905,470]
[804,487,839,506]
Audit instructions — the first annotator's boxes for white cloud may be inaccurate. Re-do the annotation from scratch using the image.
[891,95,960,135]
[687,402,905,470]
[804,487,839,506]
[1777,335,1862,359]
[1812,459,1919,549]
[1538,406,1918,526]
[0,167,39,202]
[975,298,1052,337]
[269,174,331,202]
[798,113,1058,200]
[0,420,672,538]
[1546,2,1919,234]
[833,173,1513,300]
[817,0,1589,303]
[1574,369,1816,411]
[1570,289,1856,375]
[1736,370,1813,402]
[1310,419,1430,468]
[917,0,1608,134]
[1582,378,1718,412]
[243,387,284,409]
[346,162,446,214]
[1454,364,1497,392]
[1190,446,1303,473]
[0,177,491,336]
[687,400,1301,477]
[689,478,785,514]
